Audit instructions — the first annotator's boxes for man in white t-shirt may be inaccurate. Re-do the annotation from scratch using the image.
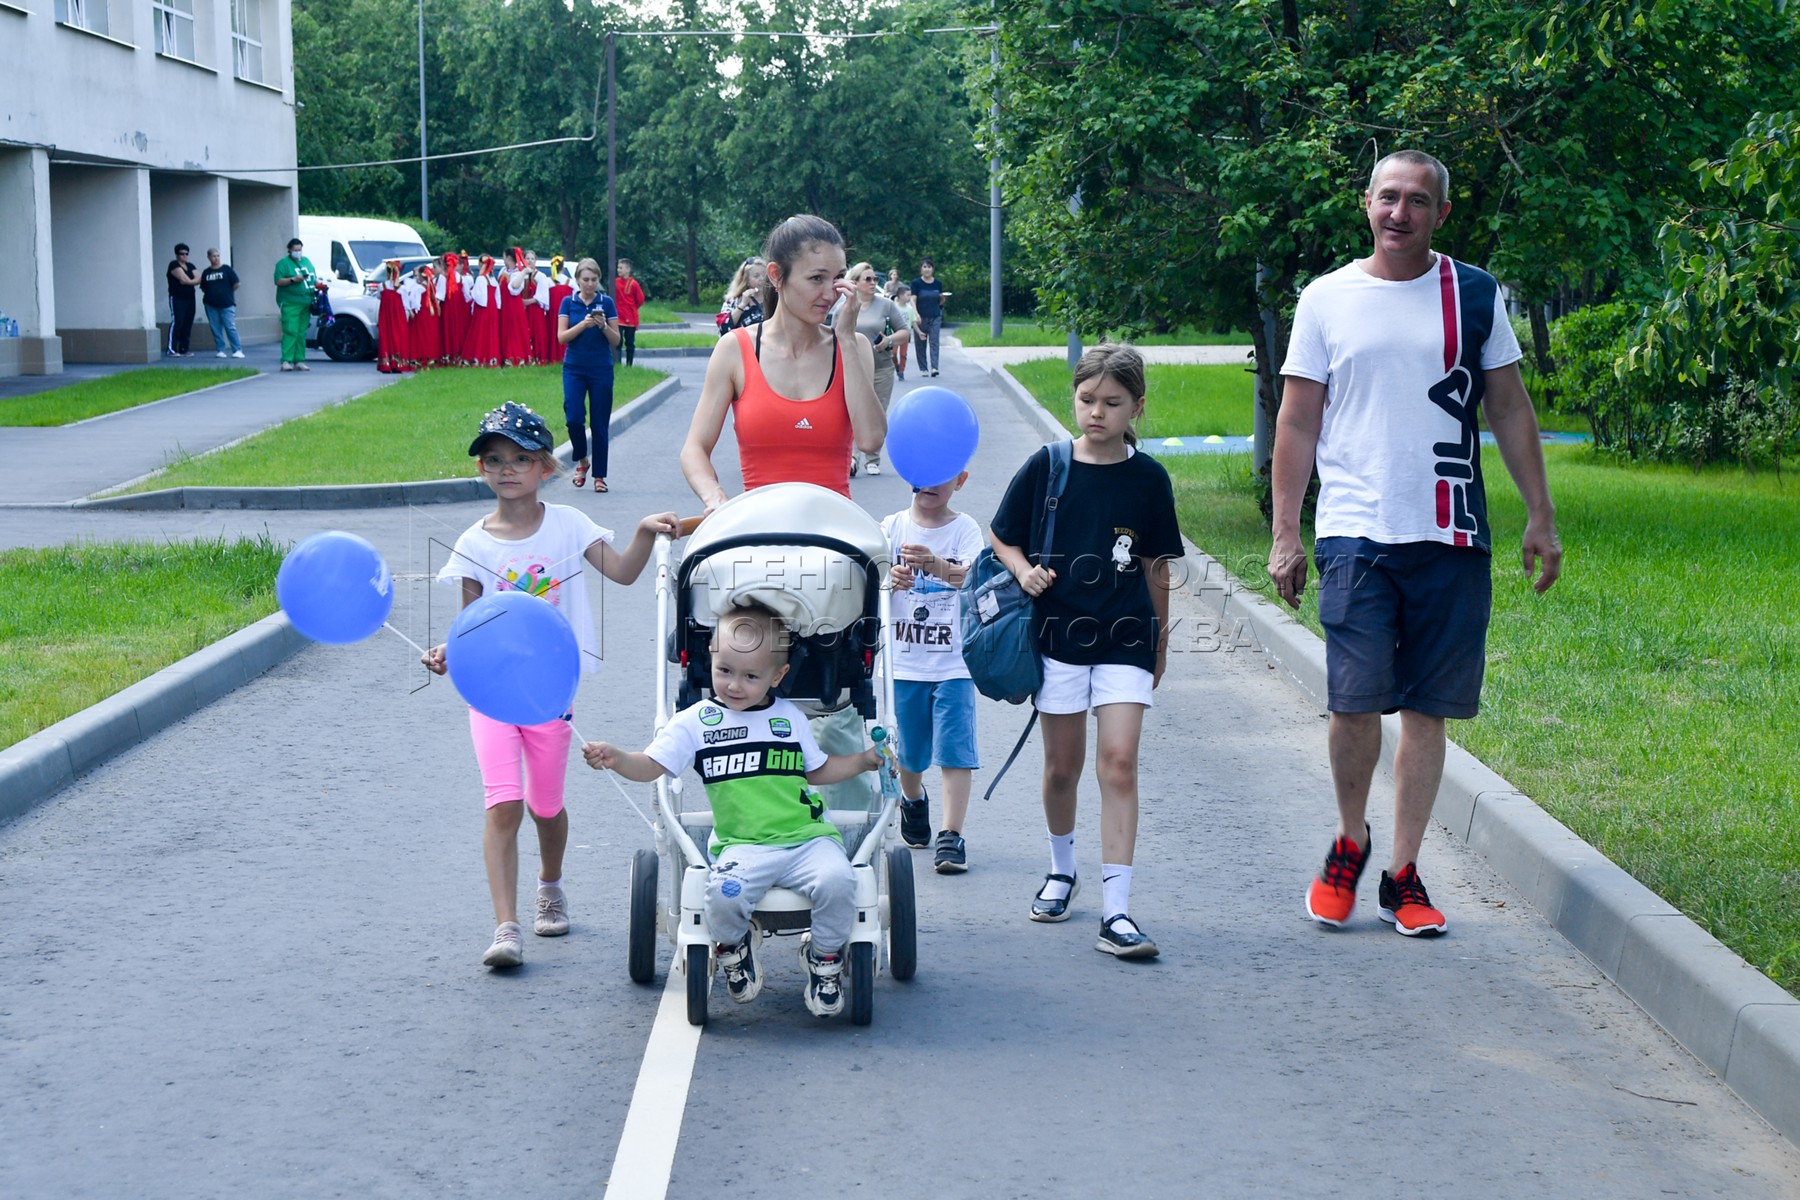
[1268,149,1563,938]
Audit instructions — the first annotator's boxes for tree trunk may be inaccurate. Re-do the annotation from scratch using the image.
[1529,302,1555,377]
[685,213,700,307]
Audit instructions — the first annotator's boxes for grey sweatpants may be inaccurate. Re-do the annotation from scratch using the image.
[706,835,856,954]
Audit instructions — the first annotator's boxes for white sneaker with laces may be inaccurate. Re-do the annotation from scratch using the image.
[866,461,882,475]
[231,350,245,358]
[483,921,524,967]
[799,934,844,1018]
[534,885,569,936]
[718,934,763,1003]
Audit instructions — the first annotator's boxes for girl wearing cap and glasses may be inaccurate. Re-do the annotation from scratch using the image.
[422,401,678,969]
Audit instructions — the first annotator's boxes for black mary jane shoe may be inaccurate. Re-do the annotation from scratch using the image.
[1096,914,1160,960]
[1029,873,1079,923]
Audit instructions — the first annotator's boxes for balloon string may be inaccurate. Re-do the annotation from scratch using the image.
[383,622,429,656]
[566,720,658,833]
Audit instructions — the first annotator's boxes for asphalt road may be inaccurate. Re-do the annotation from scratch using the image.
[2,348,1797,1198]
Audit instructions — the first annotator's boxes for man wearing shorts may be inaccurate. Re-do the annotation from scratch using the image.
[1268,149,1562,936]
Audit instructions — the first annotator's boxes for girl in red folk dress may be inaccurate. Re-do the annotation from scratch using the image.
[464,256,503,368]
[498,248,534,368]
[440,253,470,366]
[376,259,414,374]
[409,265,442,368]
[546,256,573,365]
[520,250,552,364]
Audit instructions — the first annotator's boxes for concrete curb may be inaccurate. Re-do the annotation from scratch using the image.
[0,612,309,826]
[986,360,1800,1147]
[62,374,682,512]
[987,358,1070,442]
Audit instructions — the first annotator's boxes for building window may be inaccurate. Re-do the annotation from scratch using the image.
[55,0,109,37]
[152,0,194,60]
[232,0,264,83]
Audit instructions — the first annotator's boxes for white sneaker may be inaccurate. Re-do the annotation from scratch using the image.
[865,461,881,475]
[295,362,310,371]
[799,934,844,1018]
[534,885,569,936]
[279,362,294,372]
[718,934,763,1004]
[215,351,228,358]
[482,921,524,967]
[231,350,245,358]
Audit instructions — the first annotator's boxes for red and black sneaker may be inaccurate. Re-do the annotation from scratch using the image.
[1378,862,1448,937]
[1304,824,1371,928]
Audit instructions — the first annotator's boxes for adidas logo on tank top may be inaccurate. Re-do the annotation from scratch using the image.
[794,417,813,430]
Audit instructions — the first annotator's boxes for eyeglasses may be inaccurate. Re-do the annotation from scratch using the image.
[479,451,542,474]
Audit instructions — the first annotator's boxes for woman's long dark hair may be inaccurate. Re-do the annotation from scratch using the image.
[760,214,845,315]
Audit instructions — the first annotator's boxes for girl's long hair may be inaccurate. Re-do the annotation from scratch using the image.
[1072,343,1147,448]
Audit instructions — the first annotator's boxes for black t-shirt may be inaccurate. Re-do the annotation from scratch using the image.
[990,444,1184,670]
[200,264,239,308]
[910,276,944,319]
[167,260,197,298]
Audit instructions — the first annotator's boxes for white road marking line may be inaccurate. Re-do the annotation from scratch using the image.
[603,964,703,1199]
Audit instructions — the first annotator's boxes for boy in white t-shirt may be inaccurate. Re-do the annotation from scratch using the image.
[881,471,984,873]
[583,605,881,1018]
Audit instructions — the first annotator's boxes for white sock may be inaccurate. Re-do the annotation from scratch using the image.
[1042,832,1077,900]
[1101,864,1132,921]
[538,877,562,890]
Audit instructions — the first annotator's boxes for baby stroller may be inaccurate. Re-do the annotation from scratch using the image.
[627,482,918,1026]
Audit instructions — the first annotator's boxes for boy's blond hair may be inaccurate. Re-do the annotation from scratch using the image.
[711,603,792,667]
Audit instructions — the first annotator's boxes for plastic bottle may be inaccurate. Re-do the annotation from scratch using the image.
[869,725,903,807]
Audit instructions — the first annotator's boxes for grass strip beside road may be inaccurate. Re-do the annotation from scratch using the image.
[955,320,1253,348]
[634,332,719,348]
[1164,445,1800,995]
[1008,360,1255,439]
[121,365,664,491]
[0,367,257,427]
[0,537,284,751]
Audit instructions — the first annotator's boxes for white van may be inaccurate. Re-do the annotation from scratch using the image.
[296,216,432,361]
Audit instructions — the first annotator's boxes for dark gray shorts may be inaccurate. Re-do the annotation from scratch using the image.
[1314,537,1492,719]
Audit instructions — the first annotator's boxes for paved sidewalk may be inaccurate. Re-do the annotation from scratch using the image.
[2,341,1797,1198]
[0,347,392,506]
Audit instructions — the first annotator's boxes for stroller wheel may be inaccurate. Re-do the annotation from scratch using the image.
[686,943,710,1027]
[628,849,659,984]
[848,942,875,1026]
[886,846,917,981]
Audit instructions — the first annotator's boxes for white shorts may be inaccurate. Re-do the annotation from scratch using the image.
[1035,657,1154,715]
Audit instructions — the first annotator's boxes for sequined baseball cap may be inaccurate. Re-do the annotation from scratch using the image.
[468,401,554,456]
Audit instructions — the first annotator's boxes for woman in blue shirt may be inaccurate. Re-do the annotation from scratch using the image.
[556,257,622,492]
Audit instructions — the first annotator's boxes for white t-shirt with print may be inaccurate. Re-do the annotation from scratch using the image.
[880,510,984,683]
[437,502,613,675]
[1282,256,1521,548]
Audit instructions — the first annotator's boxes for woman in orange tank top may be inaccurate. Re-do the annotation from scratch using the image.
[681,214,884,508]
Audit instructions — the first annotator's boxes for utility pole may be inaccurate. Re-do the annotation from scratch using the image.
[989,37,1002,341]
[417,0,428,222]
[605,32,617,285]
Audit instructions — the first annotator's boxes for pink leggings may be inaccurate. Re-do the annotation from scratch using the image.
[468,708,573,819]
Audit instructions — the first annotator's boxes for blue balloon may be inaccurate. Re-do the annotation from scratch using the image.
[276,531,394,644]
[886,386,980,488]
[447,590,581,726]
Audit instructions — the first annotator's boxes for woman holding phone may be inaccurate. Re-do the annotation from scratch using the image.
[557,257,622,492]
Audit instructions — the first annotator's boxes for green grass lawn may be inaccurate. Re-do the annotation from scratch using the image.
[120,365,665,491]
[1008,360,1255,438]
[955,319,1253,348]
[0,366,256,427]
[635,331,718,348]
[635,301,685,325]
[1165,444,1800,994]
[0,537,283,750]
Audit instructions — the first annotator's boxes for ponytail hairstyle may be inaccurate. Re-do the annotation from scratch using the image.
[759,213,845,315]
[1071,342,1148,448]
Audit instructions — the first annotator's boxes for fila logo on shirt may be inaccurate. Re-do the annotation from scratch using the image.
[794,418,813,430]
[1427,256,1487,547]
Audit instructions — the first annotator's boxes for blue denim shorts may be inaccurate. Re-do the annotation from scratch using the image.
[1314,537,1492,720]
[894,678,980,773]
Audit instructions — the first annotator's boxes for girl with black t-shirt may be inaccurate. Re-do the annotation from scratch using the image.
[988,344,1183,961]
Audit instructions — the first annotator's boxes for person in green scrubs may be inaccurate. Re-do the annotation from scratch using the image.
[273,237,318,371]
